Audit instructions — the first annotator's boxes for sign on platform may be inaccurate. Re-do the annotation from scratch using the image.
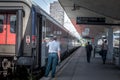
[76,17,105,25]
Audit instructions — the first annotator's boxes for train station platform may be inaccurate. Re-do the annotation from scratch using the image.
[40,47,120,80]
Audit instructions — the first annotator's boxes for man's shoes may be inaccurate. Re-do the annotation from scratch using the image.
[51,75,55,78]
[103,62,105,64]
[44,75,48,77]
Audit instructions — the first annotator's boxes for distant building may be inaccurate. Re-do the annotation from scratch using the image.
[50,1,64,25]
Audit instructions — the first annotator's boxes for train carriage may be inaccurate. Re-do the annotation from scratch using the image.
[0,0,79,78]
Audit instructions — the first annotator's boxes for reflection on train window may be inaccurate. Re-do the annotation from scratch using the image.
[0,15,4,33]
[10,15,16,33]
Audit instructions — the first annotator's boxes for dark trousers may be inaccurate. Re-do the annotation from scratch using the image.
[45,53,58,77]
[87,51,91,63]
[102,50,107,64]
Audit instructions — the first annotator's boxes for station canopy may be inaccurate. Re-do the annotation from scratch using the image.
[58,0,120,39]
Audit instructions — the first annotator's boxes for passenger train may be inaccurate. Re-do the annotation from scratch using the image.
[0,0,79,79]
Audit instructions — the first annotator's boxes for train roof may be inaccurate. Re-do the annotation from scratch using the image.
[0,0,31,3]
[32,2,77,39]
[0,0,32,7]
[32,3,67,30]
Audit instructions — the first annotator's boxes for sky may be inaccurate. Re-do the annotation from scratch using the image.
[32,0,81,39]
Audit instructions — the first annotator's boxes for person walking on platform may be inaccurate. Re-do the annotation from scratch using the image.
[45,36,61,78]
[85,42,93,63]
[101,40,108,64]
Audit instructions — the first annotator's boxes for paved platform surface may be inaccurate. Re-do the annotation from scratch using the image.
[40,47,120,80]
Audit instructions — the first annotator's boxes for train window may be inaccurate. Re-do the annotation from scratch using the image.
[0,15,4,33]
[10,15,16,33]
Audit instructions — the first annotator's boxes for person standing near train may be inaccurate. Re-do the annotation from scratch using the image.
[85,42,93,63]
[101,40,108,64]
[44,36,61,78]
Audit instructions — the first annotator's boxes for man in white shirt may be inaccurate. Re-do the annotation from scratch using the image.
[45,36,61,78]
[101,40,108,64]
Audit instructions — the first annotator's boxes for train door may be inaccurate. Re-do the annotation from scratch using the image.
[0,14,16,54]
